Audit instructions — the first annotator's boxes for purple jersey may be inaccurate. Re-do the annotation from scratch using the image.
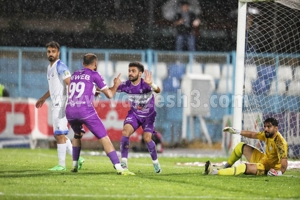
[66,68,107,119]
[117,79,155,117]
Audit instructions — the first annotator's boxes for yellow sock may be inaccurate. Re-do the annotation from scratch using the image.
[218,163,246,176]
[227,142,244,166]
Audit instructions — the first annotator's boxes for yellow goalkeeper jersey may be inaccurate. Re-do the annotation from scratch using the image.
[257,131,288,170]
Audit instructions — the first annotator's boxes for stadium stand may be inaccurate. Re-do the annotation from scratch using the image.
[185,62,203,74]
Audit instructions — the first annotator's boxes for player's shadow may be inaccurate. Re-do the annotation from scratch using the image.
[0,170,51,178]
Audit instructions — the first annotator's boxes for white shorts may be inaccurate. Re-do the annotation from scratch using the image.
[52,102,69,135]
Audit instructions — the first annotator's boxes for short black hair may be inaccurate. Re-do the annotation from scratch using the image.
[129,62,144,73]
[180,0,189,5]
[46,41,60,51]
[83,53,97,65]
[264,117,279,127]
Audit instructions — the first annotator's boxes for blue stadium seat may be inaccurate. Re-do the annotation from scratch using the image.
[168,63,186,79]
[257,65,276,81]
[163,77,181,92]
[283,96,300,112]
[252,77,272,95]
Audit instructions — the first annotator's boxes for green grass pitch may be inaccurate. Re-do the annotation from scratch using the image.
[0,148,299,200]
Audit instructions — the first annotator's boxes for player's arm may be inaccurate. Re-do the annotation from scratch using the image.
[64,77,70,86]
[240,130,258,139]
[280,158,288,174]
[267,158,287,176]
[57,63,71,87]
[109,73,121,97]
[94,87,101,97]
[36,90,50,108]
[223,127,258,139]
[101,73,121,99]
[144,70,161,93]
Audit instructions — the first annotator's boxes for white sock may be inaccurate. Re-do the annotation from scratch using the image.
[114,163,123,171]
[223,162,231,168]
[65,136,73,156]
[57,144,67,167]
[152,159,159,164]
[73,161,78,168]
[121,158,128,163]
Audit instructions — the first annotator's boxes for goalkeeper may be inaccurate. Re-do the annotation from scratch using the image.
[204,117,288,176]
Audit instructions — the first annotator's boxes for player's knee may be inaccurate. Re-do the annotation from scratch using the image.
[143,133,152,143]
[122,130,131,137]
[234,142,245,157]
[54,134,65,142]
[74,133,83,139]
[255,163,265,175]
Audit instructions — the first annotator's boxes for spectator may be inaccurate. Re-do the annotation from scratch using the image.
[0,84,9,97]
[174,0,200,51]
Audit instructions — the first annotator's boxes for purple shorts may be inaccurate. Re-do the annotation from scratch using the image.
[124,110,156,133]
[67,113,107,139]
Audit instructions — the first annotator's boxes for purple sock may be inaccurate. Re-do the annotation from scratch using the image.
[147,140,158,161]
[120,136,130,158]
[107,151,120,165]
[72,146,81,161]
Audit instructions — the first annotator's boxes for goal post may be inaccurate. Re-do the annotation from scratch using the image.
[233,0,300,158]
[231,0,247,154]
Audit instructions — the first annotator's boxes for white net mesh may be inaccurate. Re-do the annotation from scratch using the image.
[243,1,300,158]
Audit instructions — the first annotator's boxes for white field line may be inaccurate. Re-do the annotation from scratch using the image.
[0,193,298,200]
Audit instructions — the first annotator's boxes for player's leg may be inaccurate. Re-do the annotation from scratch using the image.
[216,162,264,176]
[120,113,138,169]
[143,132,162,173]
[204,160,247,176]
[86,114,134,175]
[69,120,84,172]
[223,142,250,168]
[65,135,72,155]
[48,108,69,171]
[142,112,161,173]
[205,147,265,175]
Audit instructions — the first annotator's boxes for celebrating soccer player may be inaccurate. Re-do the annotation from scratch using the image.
[35,41,84,171]
[65,53,134,175]
[117,62,162,173]
[204,117,288,176]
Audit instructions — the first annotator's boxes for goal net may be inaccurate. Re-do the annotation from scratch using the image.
[242,0,300,158]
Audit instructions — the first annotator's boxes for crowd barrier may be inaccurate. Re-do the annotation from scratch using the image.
[0,98,143,148]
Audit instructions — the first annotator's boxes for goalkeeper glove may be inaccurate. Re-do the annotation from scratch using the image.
[267,168,282,176]
[223,127,241,135]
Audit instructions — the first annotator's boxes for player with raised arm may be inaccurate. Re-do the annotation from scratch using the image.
[35,41,84,171]
[65,53,134,175]
[204,117,288,176]
[118,62,162,173]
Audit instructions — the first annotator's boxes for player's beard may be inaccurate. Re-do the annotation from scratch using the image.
[48,56,56,62]
[265,131,274,138]
[129,75,138,82]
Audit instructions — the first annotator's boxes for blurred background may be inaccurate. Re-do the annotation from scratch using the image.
[0,0,238,51]
[1,0,299,157]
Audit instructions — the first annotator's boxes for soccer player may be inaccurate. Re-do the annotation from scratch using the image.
[204,117,288,176]
[118,62,162,173]
[65,53,134,175]
[36,41,84,171]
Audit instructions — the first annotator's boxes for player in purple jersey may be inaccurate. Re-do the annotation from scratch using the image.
[117,61,162,173]
[66,53,134,175]
[36,41,84,171]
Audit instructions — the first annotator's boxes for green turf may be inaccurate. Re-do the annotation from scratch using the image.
[0,149,299,200]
